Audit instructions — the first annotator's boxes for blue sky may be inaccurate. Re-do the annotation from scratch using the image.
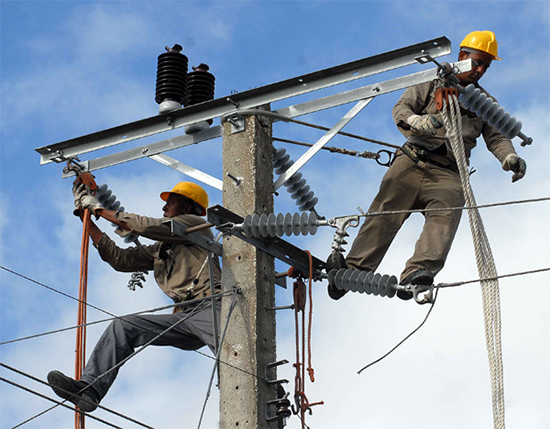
[1,1,549,428]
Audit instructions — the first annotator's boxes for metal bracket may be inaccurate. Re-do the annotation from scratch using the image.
[327,214,361,253]
[207,205,325,278]
[163,219,223,256]
[223,113,246,134]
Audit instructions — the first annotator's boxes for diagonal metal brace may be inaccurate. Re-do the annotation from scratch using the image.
[207,205,325,278]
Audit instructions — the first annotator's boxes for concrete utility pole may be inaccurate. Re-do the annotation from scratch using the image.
[219,108,279,428]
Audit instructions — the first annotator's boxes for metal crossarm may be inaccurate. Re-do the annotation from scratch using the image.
[36,37,451,166]
[207,205,325,278]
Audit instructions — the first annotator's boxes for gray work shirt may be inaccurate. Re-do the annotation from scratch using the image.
[96,213,221,303]
[392,81,517,164]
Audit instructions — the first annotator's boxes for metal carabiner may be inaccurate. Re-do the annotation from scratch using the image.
[375,149,394,167]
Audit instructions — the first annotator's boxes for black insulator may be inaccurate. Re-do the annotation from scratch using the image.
[184,63,215,106]
[155,44,188,105]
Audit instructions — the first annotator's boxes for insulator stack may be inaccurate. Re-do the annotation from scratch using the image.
[272,147,318,212]
[184,63,215,106]
[459,84,522,139]
[241,212,318,238]
[96,184,139,244]
[155,44,188,112]
[328,268,398,298]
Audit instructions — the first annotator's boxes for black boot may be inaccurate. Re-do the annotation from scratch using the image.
[326,252,348,301]
[47,370,100,412]
[397,269,434,301]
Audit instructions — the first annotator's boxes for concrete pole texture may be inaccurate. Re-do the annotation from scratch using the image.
[219,107,279,428]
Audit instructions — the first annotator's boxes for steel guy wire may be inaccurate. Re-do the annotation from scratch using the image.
[0,288,233,346]
[273,137,380,159]
[436,267,550,288]
[14,301,209,429]
[357,287,440,375]
[197,288,239,429]
[0,377,127,429]
[0,363,155,429]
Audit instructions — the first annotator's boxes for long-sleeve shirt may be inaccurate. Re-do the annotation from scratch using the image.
[95,213,221,303]
[392,80,517,164]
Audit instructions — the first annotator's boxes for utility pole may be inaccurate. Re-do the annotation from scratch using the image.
[219,108,279,428]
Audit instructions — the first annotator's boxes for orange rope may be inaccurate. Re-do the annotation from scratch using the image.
[291,251,323,428]
[75,208,91,429]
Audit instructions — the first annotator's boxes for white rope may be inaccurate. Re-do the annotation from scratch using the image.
[441,96,505,429]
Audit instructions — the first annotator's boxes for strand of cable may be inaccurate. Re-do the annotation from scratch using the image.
[360,196,550,218]
[0,265,120,318]
[0,282,233,346]
[436,267,550,288]
[13,302,209,429]
[0,377,126,429]
[196,289,239,429]
[76,208,91,429]
[357,287,439,374]
[442,96,505,429]
[0,363,155,429]
[273,137,380,159]
[229,108,400,150]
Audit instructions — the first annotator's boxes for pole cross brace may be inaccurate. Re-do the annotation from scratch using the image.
[207,205,325,279]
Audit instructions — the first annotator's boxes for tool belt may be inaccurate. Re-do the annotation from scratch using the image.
[402,142,458,173]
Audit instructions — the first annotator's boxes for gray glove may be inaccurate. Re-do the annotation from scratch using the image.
[406,114,443,136]
[80,194,105,216]
[502,154,526,183]
[72,182,88,211]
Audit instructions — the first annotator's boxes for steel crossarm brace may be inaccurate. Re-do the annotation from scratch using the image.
[149,153,223,190]
[36,37,451,165]
[59,59,472,179]
[207,205,325,278]
[61,125,223,178]
[274,58,474,120]
[274,98,373,190]
[163,219,223,256]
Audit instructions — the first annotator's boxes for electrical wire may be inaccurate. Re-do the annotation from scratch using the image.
[436,267,550,288]
[10,301,212,429]
[357,287,440,374]
[0,376,126,429]
[0,363,155,429]
[0,290,233,346]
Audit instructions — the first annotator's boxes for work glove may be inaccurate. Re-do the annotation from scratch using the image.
[72,182,88,212]
[502,153,527,183]
[406,114,443,137]
[80,194,105,217]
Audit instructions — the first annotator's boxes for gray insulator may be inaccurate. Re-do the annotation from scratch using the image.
[241,212,318,238]
[328,268,398,299]
[459,84,523,140]
[96,183,138,244]
[272,147,318,212]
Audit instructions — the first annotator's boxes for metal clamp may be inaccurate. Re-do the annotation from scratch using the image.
[327,215,361,253]
[398,283,434,304]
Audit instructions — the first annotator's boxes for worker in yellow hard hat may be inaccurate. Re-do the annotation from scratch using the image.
[331,31,527,300]
[47,181,221,412]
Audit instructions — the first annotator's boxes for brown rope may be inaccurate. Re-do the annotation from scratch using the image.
[75,208,91,429]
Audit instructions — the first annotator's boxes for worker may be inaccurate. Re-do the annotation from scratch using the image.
[329,31,526,300]
[47,181,221,412]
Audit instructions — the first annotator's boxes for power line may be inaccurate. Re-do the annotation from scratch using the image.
[13,302,210,429]
[357,288,439,374]
[0,290,233,346]
[0,377,125,429]
[0,363,155,429]
[436,267,550,288]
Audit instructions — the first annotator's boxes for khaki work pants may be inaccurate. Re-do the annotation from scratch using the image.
[345,154,465,282]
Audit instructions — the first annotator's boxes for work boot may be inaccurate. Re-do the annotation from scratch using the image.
[326,252,348,301]
[397,269,434,301]
[47,370,100,412]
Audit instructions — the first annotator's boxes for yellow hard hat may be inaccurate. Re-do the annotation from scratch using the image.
[460,31,501,61]
[160,182,209,216]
